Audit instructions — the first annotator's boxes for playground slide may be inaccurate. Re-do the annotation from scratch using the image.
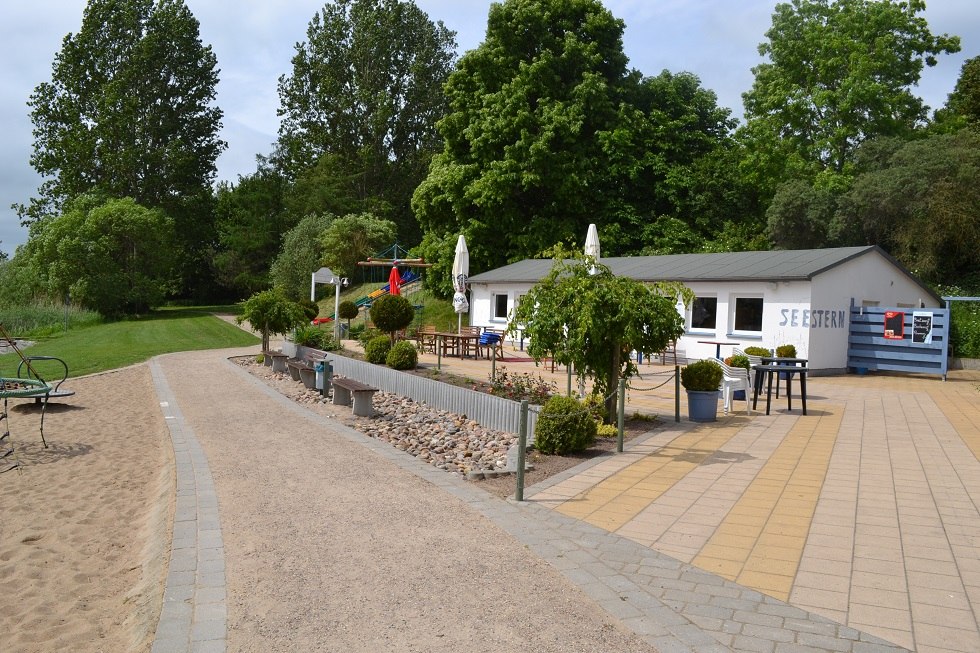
[314,270,420,324]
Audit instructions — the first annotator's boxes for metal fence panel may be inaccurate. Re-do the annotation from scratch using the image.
[298,346,538,435]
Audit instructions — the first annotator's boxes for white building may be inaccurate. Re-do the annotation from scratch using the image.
[465,246,941,373]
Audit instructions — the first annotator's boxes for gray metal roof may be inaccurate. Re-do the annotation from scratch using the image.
[468,246,939,302]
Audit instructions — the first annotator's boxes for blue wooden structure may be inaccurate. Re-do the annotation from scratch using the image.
[846,299,950,380]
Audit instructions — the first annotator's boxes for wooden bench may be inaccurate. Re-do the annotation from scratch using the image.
[287,352,329,390]
[263,350,289,373]
[330,377,378,417]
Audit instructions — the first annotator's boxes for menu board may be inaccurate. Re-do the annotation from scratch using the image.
[912,311,933,344]
[883,311,904,339]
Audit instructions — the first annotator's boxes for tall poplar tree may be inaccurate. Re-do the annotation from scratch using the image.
[21,0,225,296]
[275,0,455,244]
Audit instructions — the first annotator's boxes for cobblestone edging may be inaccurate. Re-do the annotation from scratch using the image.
[149,359,227,653]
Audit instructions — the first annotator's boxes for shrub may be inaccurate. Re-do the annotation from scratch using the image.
[364,334,392,364]
[369,294,415,339]
[681,359,723,391]
[743,346,772,357]
[534,395,597,455]
[338,300,359,332]
[487,366,556,404]
[293,324,338,351]
[727,354,751,370]
[596,423,618,438]
[297,299,319,322]
[386,340,418,370]
[582,392,609,423]
[775,344,797,358]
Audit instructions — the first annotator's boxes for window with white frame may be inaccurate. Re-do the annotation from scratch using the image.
[732,296,764,333]
[689,296,717,330]
[492,293,509,320]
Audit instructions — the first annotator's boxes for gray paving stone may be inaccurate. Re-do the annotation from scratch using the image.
[732,634,776,653]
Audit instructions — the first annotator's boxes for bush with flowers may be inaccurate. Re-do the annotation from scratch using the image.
[487,366,557,404]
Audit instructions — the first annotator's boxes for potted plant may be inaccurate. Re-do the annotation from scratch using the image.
[681,359,723,422]
[726,354,751,400]
[775,344,798,381]
[775,344,797,358]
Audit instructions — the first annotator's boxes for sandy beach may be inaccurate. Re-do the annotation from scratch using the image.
[0,365,172,653]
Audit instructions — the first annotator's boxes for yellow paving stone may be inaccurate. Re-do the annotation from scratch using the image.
[736,570,793,601]
[555,424,743,531]
[695,556,744,577]
[697,543,752,563]
[692,405,843,601]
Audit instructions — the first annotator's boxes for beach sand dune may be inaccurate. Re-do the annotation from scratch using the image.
[0,365,172,653]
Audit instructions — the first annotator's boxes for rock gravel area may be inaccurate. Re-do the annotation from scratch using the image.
[240,359,518,476]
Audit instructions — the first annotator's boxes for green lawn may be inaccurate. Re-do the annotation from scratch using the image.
[0,307,259,379]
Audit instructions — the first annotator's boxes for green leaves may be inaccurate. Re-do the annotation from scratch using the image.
[24,0,224,222]
[275,0,456,242]
[27,196,175,317]
[743,0,960,175]
[510,247,688,409]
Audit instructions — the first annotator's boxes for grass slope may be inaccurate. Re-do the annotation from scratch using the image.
[0,307,259,378]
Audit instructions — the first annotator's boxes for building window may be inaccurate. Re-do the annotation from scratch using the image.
[493,293,509,320]
[732,297,764,332]
[690,297,717,330]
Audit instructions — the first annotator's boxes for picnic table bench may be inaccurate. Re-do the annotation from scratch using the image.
[330,377,378,417]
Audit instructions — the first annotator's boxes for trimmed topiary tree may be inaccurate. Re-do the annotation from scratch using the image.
[534,395,597,455]
[369,294,415,343]
[238,288,307,351]
[386,340,418,370]
[338,300,359,335]
[364,334,393,364]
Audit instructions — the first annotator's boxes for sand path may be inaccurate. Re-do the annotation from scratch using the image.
[153,348,656,652]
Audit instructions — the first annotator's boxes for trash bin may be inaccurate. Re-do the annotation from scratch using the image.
[315,360,333,395]
[315,361,324,391]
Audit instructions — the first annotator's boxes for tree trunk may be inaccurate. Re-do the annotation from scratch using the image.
[604,346,621,423]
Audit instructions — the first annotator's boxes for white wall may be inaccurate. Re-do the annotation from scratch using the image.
[677,280,814,363]
[808,250,939,370]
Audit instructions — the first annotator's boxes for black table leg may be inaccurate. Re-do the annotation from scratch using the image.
[787,373,793,411]
[801,372,807,415]
[765,369,774,415]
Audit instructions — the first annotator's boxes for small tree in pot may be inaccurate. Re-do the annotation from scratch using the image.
[681,359,723,422]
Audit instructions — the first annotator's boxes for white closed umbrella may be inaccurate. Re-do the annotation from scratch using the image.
[451,234,469,332]
[585,223,600,274]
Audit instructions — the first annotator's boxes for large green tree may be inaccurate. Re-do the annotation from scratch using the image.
[319,213,397,280]
[25,195,175,317]
[413,0,633,279]
[275,0,455,243]
[22,0,225,297]
[933,56,980,131]
[742,0,959,177]
[213,162,292,297]
[269,214,335,301]
[836,130,980,286]
[413,0,739,289]
[511,248,689,418]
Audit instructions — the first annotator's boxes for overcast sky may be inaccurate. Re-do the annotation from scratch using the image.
[1,0,976,256]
